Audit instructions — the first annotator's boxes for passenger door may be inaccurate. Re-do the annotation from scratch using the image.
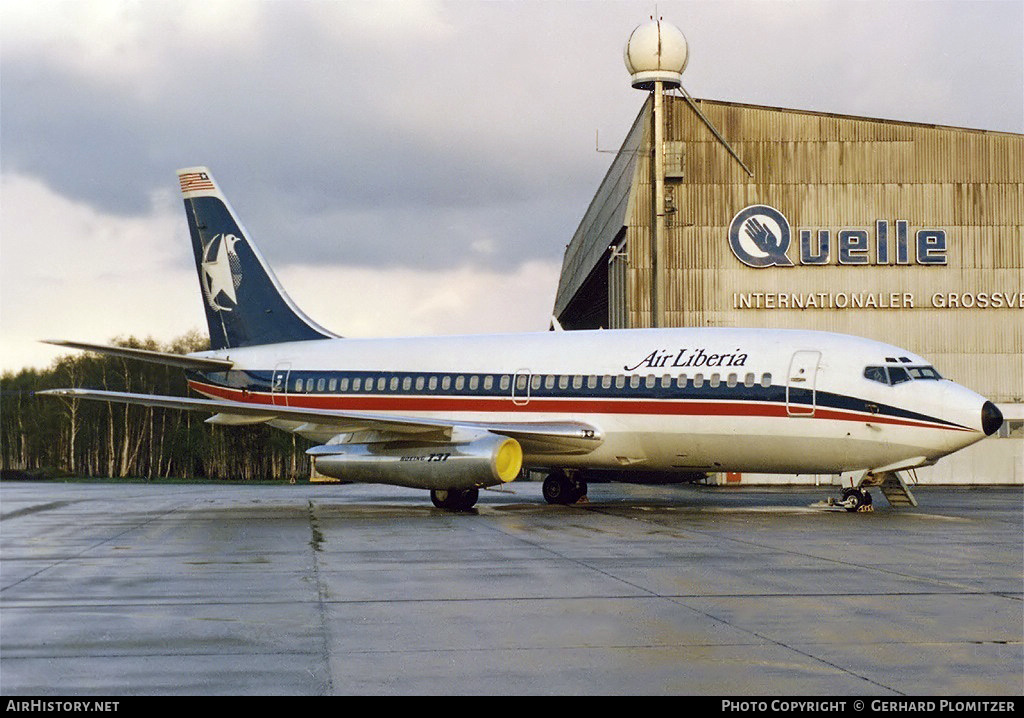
[786,351,820,416]
[271,363,291,406]
[512,369,532,406]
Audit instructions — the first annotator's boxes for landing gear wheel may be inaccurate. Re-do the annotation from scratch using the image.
[455,487,479,510]
[841,487,869,512]
[430,489,450,508]
[430,487,479,511]
[542,471,586,505]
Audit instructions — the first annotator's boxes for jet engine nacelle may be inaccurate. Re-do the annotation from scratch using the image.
[309,433,523,491]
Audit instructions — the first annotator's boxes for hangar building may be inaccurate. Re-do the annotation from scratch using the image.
[554,94,1023,484]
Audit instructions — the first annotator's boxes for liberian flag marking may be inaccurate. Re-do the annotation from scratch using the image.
[179,172,215,193]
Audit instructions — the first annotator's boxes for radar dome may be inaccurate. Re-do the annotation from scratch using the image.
[624,19,688,90]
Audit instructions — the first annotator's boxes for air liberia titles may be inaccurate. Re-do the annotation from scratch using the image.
[624,348,749,372]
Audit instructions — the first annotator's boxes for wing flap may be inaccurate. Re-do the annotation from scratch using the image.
[205,413,273,426]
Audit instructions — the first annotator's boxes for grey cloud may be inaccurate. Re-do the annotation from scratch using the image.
[3,0,1021,274]
[2,1,625,271]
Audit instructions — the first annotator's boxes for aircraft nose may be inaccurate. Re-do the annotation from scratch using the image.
[981,401,1003,436]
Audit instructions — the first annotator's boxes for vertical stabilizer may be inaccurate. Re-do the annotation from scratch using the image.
[178,167,336,350]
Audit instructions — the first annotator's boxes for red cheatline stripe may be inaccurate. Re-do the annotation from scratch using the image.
[188,380,973,433]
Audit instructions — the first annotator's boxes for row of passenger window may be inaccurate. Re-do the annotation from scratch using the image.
[289,372,775,394]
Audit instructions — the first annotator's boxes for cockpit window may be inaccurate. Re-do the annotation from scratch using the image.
[887,366,911,385]
[864,366,888,384]
[864,365,942,385]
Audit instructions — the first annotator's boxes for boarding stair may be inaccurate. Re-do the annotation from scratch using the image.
[874,471,919,507]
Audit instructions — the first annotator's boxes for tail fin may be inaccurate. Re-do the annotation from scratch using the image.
[178,167,336,350]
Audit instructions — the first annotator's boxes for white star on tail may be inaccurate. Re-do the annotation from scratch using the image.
[202,234,242,311]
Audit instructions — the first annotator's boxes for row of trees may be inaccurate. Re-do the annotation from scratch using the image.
[1,333,312,481]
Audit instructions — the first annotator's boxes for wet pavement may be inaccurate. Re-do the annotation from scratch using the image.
[1,481,1021,695]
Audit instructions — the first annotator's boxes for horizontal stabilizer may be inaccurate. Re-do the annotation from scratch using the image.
[43,340,233,371]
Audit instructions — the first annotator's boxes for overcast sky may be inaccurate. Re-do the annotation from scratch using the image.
[2,0,1022,371]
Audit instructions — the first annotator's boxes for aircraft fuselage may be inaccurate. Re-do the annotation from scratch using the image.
[187,326,996,476]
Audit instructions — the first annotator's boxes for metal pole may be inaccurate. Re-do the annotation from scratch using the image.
[653,80,667,328]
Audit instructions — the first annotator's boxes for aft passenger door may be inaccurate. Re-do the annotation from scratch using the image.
[271,363,291,406]
[512,369,531,406]
[786,351,820,416]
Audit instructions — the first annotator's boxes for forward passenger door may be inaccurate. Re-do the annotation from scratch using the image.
[786,351,820,416]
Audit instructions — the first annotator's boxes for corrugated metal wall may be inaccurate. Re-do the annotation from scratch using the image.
[613,97,1023,403]
[554,104,648,321]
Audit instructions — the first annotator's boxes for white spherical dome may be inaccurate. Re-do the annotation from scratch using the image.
[624,19,688,90]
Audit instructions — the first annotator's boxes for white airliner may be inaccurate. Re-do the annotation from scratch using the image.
[42,167,1003,510]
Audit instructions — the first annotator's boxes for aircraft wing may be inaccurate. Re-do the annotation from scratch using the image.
[39,388,603,455]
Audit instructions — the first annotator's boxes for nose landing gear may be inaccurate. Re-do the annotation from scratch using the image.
[841,486,873,512]
[813,486,874,512]
[813,467,921,512]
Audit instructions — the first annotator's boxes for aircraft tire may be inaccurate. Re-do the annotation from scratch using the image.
[457,487,479,510]
[841,487,864,513]
[543,472,583,505]
[542,473,567,504]
[430,489,451,508]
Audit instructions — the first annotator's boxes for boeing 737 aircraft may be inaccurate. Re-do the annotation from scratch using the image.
[42,167,1004,510]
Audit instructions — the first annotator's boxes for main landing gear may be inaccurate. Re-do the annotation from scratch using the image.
[430,487,479,511]
[542,470,587,505]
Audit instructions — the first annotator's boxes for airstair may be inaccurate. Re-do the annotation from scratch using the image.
[877,471,918,507]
